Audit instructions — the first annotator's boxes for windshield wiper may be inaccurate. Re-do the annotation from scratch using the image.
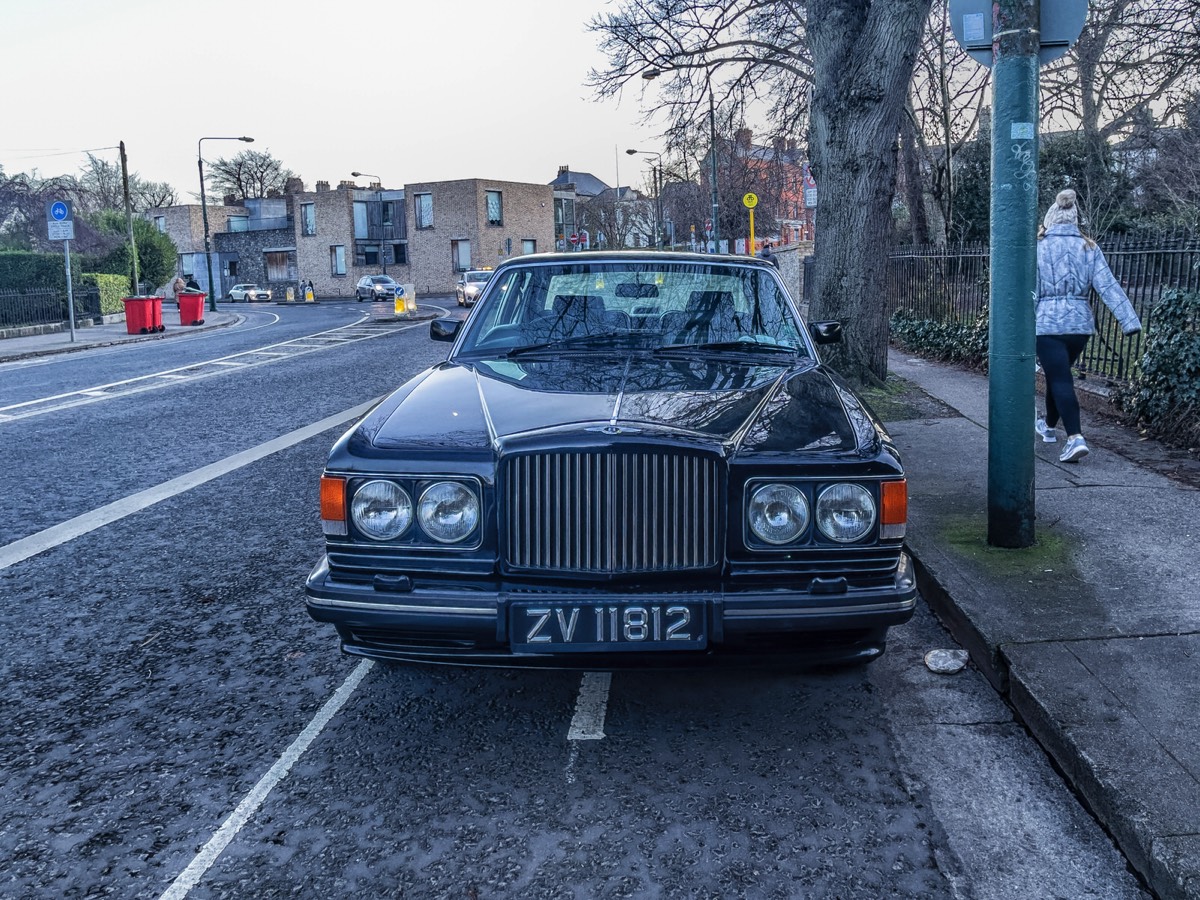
[505,332,645,357]
[654,340,801,356]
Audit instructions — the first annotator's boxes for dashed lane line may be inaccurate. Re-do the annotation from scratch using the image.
[0,399,377,572]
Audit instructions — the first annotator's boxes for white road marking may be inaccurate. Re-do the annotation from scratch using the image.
[0,314,417,422]
[157,659,375,900]
[568,672,612,740]
[0,399,377,571]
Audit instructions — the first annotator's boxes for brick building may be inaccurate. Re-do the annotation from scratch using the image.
[152,176,555,302]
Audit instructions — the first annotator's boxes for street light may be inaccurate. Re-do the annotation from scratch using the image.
[626,149,663,248]
[198,135,254,312]
[639,68,719,248]
[351,172,386,274]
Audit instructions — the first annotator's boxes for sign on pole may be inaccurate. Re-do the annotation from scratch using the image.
[948,0,1088,67]
[46,199,75,241]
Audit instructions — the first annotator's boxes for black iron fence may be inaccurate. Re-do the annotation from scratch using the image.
[887,231,1200,386]
[0,288,103,330]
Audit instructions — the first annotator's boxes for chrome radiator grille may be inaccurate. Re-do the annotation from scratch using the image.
[503,450,722,574]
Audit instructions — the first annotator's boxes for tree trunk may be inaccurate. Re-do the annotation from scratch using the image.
[807,0,932,385]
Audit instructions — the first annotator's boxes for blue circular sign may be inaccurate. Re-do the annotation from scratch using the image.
[50,201,69,221]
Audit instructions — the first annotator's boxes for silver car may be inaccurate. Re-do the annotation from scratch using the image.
[356,275,398,301]
[455,269,493,306]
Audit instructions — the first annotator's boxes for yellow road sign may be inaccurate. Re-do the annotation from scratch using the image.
[743,192,759,209]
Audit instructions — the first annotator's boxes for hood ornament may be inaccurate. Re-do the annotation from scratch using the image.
[586,424,642,435]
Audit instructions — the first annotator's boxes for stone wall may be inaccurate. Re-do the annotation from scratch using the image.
[212,228,294,298]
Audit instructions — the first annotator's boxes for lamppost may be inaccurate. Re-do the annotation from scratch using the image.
[625,149,662,248]
[198,135,254,312]
[351,171,386,274]
[640,68,720,249]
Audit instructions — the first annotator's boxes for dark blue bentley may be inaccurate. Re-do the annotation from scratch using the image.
[305,251,914,667]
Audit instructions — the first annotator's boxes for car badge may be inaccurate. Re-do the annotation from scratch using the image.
[586,425,641,435]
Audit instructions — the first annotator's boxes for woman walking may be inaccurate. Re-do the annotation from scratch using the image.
[1035,189,1141,462]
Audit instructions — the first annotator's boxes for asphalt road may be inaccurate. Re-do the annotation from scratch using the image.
[0,303,1147,899]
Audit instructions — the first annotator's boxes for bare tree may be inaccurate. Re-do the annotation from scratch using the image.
[905,0,991,243]
[205,149,296,200]
[589,0,932,383]
[1041,0,1200,183]
[74,153,178,215]
[578,188,654,249]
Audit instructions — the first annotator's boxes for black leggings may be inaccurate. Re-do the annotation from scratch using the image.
[1036,334,1089,435]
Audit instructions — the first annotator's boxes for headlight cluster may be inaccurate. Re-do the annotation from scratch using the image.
[747,481,877,546]
[349,478,480,544]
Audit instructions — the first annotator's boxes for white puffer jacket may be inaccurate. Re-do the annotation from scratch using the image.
[1035,224,1140,336]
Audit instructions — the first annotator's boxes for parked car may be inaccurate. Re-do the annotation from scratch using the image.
[306,251,914,668]
[356,275,399,302]
[455,268,493,306]
[227,283,271,302]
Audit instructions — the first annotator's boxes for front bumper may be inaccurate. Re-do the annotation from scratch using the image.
[304,554,918,668]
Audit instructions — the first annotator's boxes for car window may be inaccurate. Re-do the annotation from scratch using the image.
[371,276,395,284]
[456,261,808,356]
[467,272,492,283]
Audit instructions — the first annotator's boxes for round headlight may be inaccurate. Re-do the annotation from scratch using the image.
[418,481,480,543]
[351,480,412,541]
[816,483,876,543]
[748,483,809,545]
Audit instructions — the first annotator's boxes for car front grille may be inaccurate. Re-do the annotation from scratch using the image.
[502,449,722,575]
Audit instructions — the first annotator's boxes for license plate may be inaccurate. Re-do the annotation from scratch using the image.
[510,601,707,652]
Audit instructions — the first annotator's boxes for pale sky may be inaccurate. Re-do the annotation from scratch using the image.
[0,0,662,198]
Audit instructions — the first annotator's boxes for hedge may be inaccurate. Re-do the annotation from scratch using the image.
[80,273,131,315]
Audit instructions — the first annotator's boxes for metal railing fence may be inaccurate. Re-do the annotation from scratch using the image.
[887,231,1200,385]
[0,288,102,330]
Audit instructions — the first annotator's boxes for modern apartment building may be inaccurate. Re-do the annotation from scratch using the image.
[151,176,557,301]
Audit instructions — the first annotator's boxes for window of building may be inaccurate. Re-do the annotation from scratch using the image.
[486,190,503,226]
[392,242,408,266]
[382,202,393,227]
[154,216,166,233]
[451,239,471,272]
[301,203,316,236]
[415,193,433,229]
[330,245,346,276]
[229,216,250,233]
[355,244,381,267]
[353,201,369,239]
[522,239,536,255]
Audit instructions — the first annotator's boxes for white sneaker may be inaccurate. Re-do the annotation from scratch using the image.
[1059,435,1089,463]
[1035,418,1057,443]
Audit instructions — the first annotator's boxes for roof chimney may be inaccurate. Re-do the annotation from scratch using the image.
[558,165,569,176]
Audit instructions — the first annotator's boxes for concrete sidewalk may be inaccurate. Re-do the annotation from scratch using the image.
[885,350,1200,900]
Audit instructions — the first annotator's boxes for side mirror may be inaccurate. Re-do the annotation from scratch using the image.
[809,321,843,344]
[430,319,460,342]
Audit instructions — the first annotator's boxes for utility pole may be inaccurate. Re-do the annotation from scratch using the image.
[987,0,1040,548]
[709,93,720,249]
[119,141,138,292]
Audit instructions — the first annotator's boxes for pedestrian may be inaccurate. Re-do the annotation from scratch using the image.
[185,274,201,292]
[171,275,186,299]
[1035,189,1141,462]
[760,242,779,267]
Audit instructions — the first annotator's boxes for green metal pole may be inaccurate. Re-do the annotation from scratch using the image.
[987,0,1040,548]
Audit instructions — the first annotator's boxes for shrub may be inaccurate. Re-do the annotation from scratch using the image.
[80,273,131,314]
[1115,288,1200,449]
[889,305,990,369]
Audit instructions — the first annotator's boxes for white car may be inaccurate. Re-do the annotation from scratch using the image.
[227,283,272,302]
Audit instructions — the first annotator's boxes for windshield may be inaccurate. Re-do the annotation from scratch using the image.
[372,276,395,284]
[467,272,492,283]
[455,260,809,358]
